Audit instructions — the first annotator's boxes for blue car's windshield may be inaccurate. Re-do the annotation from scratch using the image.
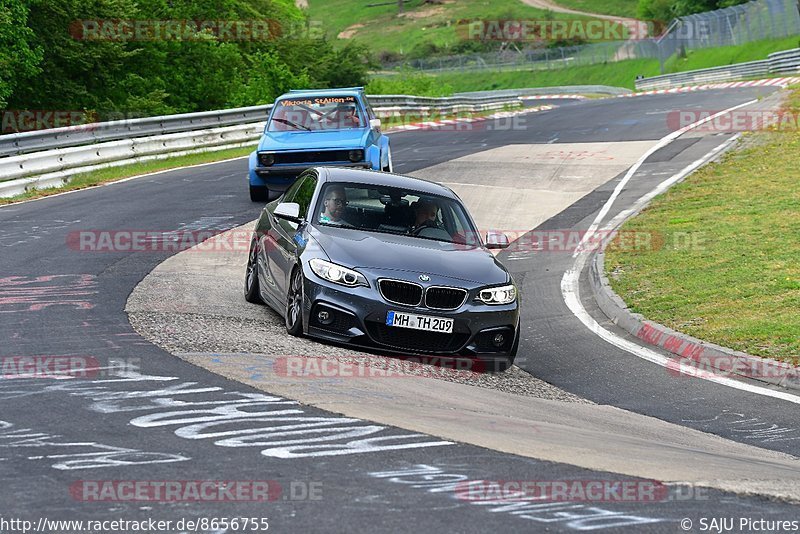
[316,182,481,246]
[268,96,365,132]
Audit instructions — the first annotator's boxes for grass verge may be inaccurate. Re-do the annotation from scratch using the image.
[603,87,800,363]
[0,146,255,206]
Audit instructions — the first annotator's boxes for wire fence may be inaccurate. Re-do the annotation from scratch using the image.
[381,0,800,74]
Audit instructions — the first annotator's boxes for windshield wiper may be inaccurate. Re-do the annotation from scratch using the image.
[271,118,310,131]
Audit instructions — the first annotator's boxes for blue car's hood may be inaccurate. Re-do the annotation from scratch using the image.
[259,129,369,151]
[310,226,509,286]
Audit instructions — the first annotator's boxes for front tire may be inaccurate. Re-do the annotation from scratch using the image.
[285,268,304,337]
[244,238,263,304]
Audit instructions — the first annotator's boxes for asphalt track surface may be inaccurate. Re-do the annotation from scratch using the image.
[1,88,798,532]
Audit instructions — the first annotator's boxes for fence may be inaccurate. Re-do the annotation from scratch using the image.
[381,0,800,75]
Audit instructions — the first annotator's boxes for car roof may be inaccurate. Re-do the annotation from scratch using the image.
[315,167,459,200]
[280,88,365,99]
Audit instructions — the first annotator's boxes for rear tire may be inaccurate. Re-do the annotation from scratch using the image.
[244,238,263,304]
[285,268,304,337]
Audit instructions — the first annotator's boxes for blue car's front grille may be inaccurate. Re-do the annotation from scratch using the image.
[273,150,351,165]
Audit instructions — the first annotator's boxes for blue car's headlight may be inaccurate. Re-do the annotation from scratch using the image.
[478,284,516,305]
[348,149,364,162]
[309,258,368,287]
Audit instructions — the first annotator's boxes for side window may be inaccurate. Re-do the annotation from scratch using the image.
[294,174,318,219]
[362,97,376,121]
[282,175,307,204]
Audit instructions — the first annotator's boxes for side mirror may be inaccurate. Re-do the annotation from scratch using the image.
[486,230,510,249]
[273,202,302,223]
[369,118,382,131]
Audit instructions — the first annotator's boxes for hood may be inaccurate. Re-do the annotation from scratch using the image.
[259,129,369,151]
[310,226,509,286]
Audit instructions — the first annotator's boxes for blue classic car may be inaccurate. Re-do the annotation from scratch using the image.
[248,87,392,202]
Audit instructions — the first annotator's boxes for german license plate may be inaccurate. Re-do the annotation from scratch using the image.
[386,311,453,334]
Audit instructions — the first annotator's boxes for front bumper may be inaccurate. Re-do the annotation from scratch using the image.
[300,271,519,362]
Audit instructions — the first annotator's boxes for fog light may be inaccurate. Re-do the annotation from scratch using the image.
[317,310,333,325]
[492,333,506,347]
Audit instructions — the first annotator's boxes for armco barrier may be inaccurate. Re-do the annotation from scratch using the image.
[635,47,800,90]
[0,94,523,198]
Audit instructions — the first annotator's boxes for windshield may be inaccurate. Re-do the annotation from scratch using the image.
[268,95,365,132]
[315,182,481,245]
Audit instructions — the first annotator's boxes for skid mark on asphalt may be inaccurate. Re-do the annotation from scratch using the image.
[0,274,98,313]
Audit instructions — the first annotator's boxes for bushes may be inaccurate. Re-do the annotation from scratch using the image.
[366,68,454,97]
[1,0,372,127]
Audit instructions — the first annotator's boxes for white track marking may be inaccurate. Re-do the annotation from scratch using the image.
[561,99,800,404]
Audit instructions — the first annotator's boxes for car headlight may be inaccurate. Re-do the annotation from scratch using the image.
[348,149,364,162]
[309,258,368,287]
[478,284,516,305]
[258,153,275,166]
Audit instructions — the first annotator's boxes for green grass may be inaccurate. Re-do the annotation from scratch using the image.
[663,35,800,73]
[603,88,800,363]
[371,58,660,93]
[548,0,639,18]
[307,0,592,56]
[0,146,254,206]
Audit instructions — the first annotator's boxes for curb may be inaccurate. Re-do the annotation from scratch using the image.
[589,231,800,393]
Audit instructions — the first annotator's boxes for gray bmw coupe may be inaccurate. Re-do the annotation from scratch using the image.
[244,167,520,372]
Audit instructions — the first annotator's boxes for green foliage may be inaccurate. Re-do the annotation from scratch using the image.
[2,0,372,128]
[366,68,454,97]
[0,1,43,107]
[638,0,749,22]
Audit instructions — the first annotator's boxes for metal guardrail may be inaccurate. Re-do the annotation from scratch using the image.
[0,94,520,159]
[0,94,523,198]
[634,48,800,90]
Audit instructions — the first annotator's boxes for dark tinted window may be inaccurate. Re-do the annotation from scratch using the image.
[315,182,479,245]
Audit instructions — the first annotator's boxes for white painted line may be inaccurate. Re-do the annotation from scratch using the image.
[561,99,800,404]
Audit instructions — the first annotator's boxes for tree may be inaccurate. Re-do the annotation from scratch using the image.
[0,0,42,108]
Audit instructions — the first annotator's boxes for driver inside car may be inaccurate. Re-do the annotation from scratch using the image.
[319,185,354,226]
[410,198,442,233]
[331,103,360,128]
